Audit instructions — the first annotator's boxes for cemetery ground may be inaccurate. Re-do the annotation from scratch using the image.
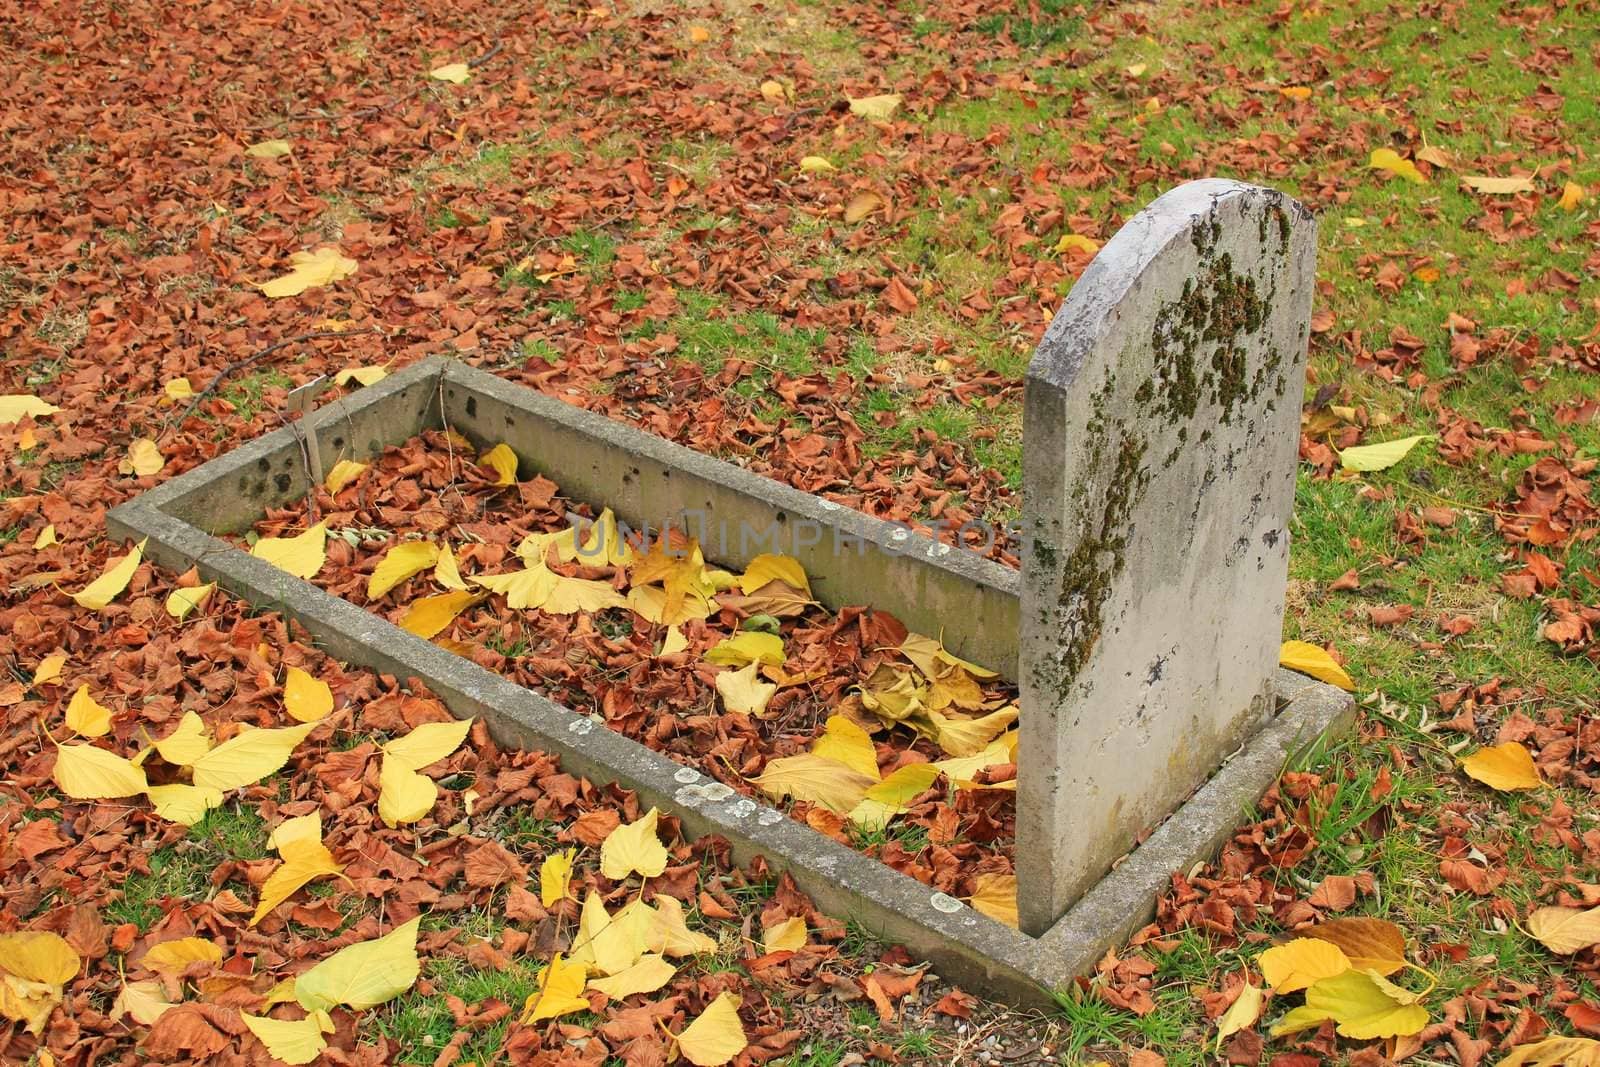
[0,0,1596,1064]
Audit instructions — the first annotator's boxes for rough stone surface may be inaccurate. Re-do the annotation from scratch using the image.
[1017,179,1317,934]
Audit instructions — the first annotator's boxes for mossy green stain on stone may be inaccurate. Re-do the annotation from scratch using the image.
[1145,252,1270,427]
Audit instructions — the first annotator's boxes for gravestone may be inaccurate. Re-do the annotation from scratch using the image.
[1017,179,1318,934]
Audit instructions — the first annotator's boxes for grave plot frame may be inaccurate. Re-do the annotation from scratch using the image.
[108,180,1353,1008]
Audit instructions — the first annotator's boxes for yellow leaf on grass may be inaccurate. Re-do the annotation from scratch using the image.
[1415,145,1455,169]
[65,685,111,737]
[1558,182,1585,212]
[799,155,836,174]
[687,24,711,43]
[763,917,807,953]
[541,849,576,907]
[589,954,676,999]
[572,891,648,976]
[1460,741,1542,791]
[71,539,145,610]
[429,62,472,84]
[1279,86,1312,101]
[1462,174,1535,195]
[1216,982,1264,1047]
[848,93,902,121]
[1527,905,1600,955]
[144,783,223,826]
[759,80,787,103]
[434,543,466,590]
[705,632,785,668]
[1260,937,1351,993]
[1498,1037,1600,1067]
[849,762,939,830]
[368,541,440,599]
[252,816,345,925]
[600,807,669,881]
[143,937,222,974]
[1301,968,1427,1039]
[812,715,880,781]
[295,916,422,1011]
[0,932,79,986]
[244,139,293,159]
[715,662,778,716]
[323,459,368,494]
[1369,148,1426,184]
[283,666,333,722]
[33,526,58,549]
[165,582,215,621]
[377,755,437,827]
[1278,640,1354,690]
[153,711,212,766]
[644,895,716,957]
[119,438,164,477]
[967,872,1019,928]
[251,523,327,580]
[1337,434,1431,472]
[1300,917,1407,975]
[383,718,472,770]
[399,590,482,639]
[522,953,590,1022]
[845,192,885,224]
[333,366,386,387]
[242,1011,331,1065]
[31,654,66,687]
[190,721,316,791]
[479,442,518,486]
[675,992,748,1066]
[739,554,811,596]
[256,247,358,299]
[755,752,874,813]
[112,978,173,1025]
[1055,233,1100,256]
[0,395,61,425]
[475,565,558,609]
[53,743,148,799]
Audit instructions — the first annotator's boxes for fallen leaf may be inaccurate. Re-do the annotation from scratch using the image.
[1460,741,1542,791]
[241,1011,331,1065]
[1498,1038,1600,1067]
[143,937,222,974]
[522,953,590,1022]
[323,459,368,493]
[1338,434,1431,472]
[31,655,65,687]
[333,366,386,387]
[967,873,1018,928]
[112,978,173,1025]
[759,80,787,103]
[165,582,216,621]
[282,666,333,723]
[1558,181,1585,212]
[1369,148,1426,184]
[368,541,440,599]
[589,954,676,999]
[0,395,61,425]
[428,62,471,84]
[71,538,145,610]
[1279,86,1312,101]
[756,753,875,813]
[53,743,148,799]
[848,93,902,121]
[32,525,58,549]
[256,248,357,299]
[812,715,880,781]
[1055,233,1100,256]
[119,438,164,477]
[295,916,421,1011]
[398,590,482,639]
[600,808,669,881]
[64,685,111,737]
[541,849,576,907]
[850,763,939,830]
[1462,174,1535,195]
[251,523,327,580]
[1300,969,1427,1039]
[799,155,836,174]
[1278,641,1354,690]
[1216,982,1264,1048]
[1299,917,1406,975]
[715,662,777,716]
[244,139,293,159]
[1259,937,1351,993]
[382,718,471,770]
[763,917,807,953]
[377,755,437,827]
[190,721,316,791]
[705,632,784,668]
[674,992,747,1066]
[1527,905,1600,955]
[144,783,224,826]
[152,711,212,765]
[252,814,345,925]
[478,443,518,486]
[845,192,885,224]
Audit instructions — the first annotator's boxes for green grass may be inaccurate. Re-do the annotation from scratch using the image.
[107,806,267,930]
[372,953,541,1065]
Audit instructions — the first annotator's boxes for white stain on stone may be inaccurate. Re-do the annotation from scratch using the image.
[929,892,963,914]
[724,799,757,820]
[673,767,701,784]
[567,719,594,735]
[674,782,736,805]
[756,809,783,826]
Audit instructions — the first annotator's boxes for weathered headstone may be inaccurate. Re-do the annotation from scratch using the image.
[1017,179,1317,935]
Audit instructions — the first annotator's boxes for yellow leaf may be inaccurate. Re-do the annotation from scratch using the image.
[933,734,1014,788]
[1415,145,1455,169]
[687,24,710,43]
[639,896,711,957]
[368,541,440,599]
[252,821,345,925]
[1279,86,1312,101]
[521,953,591,1022]
[739,554,811,596]
[588,954,675,999]
[399,590,482,639]
[71,538,145,611]
[759,80,787,103]
[295,916,421,1011]
[1299,917,1407,975]
[0,395,60,425]
[382,718,472,770]
[144,783,223,826]
[1558,181,1585,212]
[0,932,79,986]
[143,937,222,974]
[812,715,880,781]
[0,973,61,1036]
[53,743,148,799]
[845,192,885,224]
[1300,968,1428,1039]
[244,139,293,159]
[516,526,580,566]
[153,711,212,766]
[1216,982,1264,1047]
[675,992,747,1066]
[377,755,438,827]
[1526,905,1600,954]
[572,891,648,976]
[256,247,358,299]
[268,812,324,852]
[848,93,902,121]
[799,155,836,174]
[1278,640,1354,690]
[705,632,785,667]
[967,873,1019,928]
[763,917,807,953]
[323,459,368,494]
[251,523,327,580]
[282,666,334,723]
[333,366,387,387]
[165,582,216,621]
[1462,174,1535,195]
[242,1012,330,1065]
[434,543,467,590]
[660,625,689,656]
[32,525,58,549]
[1055,233,1101,256]
[31,654,66,687]
[715,662,778,716]
[1498,1038,1600,1067]
[540,849,576,907]
[190,721,316,791]
[541,573,629,615]
[849,762,940,830]
[930,706,1018,757]
[112,978,172,1025]
[1461,741,1542,792]
[429,62,472,84]
[899,632,996,680]
[479,442,518,486]
[162,377,194,402]
[1337,434,1431,472]
[755,752,875,813]
[64,685,111,737]
[601,807,669,881]
[1369,148,1426,184]
[1259,937,1351,993]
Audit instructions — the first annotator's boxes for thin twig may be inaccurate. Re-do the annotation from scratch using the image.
[165,328,377,436]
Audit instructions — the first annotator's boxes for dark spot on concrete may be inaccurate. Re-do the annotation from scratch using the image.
[465,396,477,418]
[274,472,292,492]
[1262,529,1280,548]
[256,457,270,472]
